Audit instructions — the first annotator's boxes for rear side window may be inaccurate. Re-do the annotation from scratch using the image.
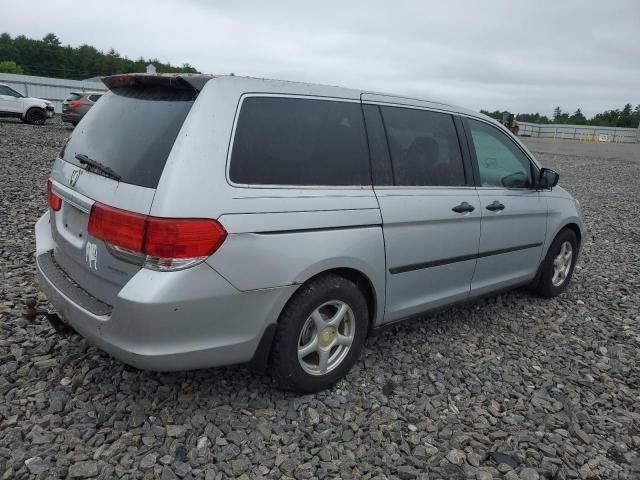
[62,87,194,188]
[66,93,82,101]
[380,106,466,187]
[88,94,102,102]
[230,97,370,186]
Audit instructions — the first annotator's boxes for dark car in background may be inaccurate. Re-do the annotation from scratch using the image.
[62,91,103,126]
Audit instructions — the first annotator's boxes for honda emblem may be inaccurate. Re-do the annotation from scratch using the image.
[69,169,81,187]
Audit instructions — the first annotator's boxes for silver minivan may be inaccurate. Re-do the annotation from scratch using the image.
[36,74,583,392]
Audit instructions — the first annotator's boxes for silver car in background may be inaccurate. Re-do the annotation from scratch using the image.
[36,74,582,392]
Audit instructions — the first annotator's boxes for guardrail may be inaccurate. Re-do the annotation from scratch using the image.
[517,121,638,143]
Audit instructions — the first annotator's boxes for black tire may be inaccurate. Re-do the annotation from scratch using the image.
[535,228,578,298]
[269,274,369,393]
[25,108,47,125]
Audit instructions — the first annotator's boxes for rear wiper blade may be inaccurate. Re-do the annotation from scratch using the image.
[75,154,123,181]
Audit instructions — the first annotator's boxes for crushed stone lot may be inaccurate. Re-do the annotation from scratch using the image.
[1,117,639,479]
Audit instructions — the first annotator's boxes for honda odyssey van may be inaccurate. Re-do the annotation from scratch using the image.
[36,74,583,392]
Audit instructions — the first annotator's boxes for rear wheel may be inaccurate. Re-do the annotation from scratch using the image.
[535,229,578,297]
[269,274,369,393]
[25,108,47,125]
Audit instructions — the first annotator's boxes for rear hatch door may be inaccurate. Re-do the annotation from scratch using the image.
[49,77,198,305]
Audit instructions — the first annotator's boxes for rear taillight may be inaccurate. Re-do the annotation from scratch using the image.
[68,101,82,108]
[47,178,62,211]
[145,217,227,259]
[87,202,227,271]
[88,203,146,251]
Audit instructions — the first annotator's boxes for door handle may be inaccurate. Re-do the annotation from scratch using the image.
[452,202,475,213]
[486,201,505,212]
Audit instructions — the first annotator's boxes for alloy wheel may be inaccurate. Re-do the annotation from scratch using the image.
[551,241,573,287]
[297,300,355,375]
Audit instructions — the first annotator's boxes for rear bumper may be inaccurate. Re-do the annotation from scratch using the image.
[35,213,294,371]
[61,113,80,123]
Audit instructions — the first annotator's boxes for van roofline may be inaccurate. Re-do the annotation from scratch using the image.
[102,73,491,121]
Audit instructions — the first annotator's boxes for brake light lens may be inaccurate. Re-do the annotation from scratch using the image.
[68,101,82,108]
[145,217,227,259]
[87,202,227,271]
[88,203,146,251]
[47,178,62,211]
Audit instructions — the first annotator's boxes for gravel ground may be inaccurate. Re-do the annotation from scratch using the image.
[1,117,639,480]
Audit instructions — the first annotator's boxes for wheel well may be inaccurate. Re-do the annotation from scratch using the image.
[251,268,378,372]
[563,223,582,246]
[24,107,45,120]
[300,268,377,331]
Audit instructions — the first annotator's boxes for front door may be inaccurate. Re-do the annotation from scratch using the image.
[362,96,481,323]
[464,118,548,297]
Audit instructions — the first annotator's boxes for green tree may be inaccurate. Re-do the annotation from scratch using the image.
[617,103,635,127]
[0,32,200,79]
[568,108,587,125]
[480,109,503,120]
[552,106,570,124]
[516,112,551,124]
[590,109,620,127]
[485,105,639,127]
[0,33,18,62]
[0,60,23,74]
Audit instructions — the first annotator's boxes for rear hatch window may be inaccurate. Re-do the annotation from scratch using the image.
[61,86,195,188]
[66,93,83,101]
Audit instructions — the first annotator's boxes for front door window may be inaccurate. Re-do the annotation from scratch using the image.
[467,119,533,188]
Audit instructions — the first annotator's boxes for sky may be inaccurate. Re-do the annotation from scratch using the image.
[4,0,639,117]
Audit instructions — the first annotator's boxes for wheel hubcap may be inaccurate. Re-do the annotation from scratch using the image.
[551,241,573,287]
[297,300,355,376]
[318,326,337,348]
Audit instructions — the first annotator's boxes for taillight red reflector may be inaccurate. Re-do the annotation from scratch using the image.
[87,202,227,260]
[88,203,146,252]
[145,218,227,259]
[68,101,82,108]
[47,178,62,211]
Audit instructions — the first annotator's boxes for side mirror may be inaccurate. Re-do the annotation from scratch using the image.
[538,168,559,188]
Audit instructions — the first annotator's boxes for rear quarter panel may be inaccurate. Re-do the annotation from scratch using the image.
[151,77,387,325]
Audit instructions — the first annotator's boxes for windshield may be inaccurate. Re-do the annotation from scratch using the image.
[61,86,195,188]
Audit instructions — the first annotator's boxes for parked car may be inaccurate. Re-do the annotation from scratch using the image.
[36,74,583,392]
[62,91,103,126]
[0,83,55,124]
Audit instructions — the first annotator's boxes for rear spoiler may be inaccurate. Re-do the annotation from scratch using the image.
[103,74,216,92]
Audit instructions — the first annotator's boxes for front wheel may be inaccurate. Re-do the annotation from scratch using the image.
[269,274,369,393]
[25,108,47,125]
[535,229,578,297]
